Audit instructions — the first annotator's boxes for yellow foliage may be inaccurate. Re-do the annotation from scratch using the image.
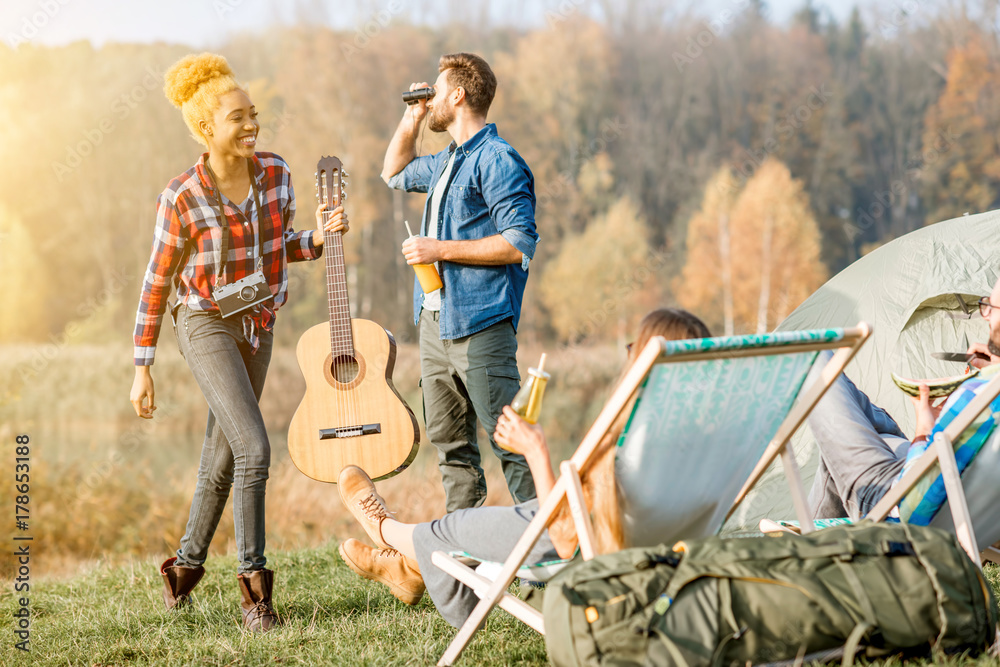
[730,160,826,332]
[677,162,826,334]
[922,35,1000,222]
[676,168,740,334]
[540,196,652,342]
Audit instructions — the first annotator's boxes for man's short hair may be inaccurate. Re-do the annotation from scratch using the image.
[438,52,497,116]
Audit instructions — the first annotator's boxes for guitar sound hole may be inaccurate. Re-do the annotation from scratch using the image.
[330,355,360,383]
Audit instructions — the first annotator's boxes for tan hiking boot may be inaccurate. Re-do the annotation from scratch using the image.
[339,538,425,605]
[338,465,391,549]
[159,557,205,610]
[236,569,278,632]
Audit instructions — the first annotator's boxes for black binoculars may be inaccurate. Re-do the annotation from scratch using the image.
[402,87,435,105]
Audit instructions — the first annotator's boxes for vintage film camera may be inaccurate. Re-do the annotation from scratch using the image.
[212,270,271,318]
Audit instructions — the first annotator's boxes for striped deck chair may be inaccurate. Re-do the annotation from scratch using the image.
[432,324,872,666]
[761,365,1000,567]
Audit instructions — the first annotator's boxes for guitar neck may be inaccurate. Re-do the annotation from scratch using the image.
[323,217,354,357]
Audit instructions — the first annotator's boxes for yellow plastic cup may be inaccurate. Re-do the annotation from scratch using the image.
[413,263,443,293]
[404,219,444,293]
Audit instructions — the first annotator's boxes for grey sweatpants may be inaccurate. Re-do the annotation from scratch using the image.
[412,499,559,628]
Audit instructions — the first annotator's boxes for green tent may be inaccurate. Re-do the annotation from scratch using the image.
[726,209,1000,532]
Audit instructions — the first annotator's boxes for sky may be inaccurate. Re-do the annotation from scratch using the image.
[0,0,886,50]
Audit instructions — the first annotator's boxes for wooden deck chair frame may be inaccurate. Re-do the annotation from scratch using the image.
[863,369,1000,566]
[432,323,872,666]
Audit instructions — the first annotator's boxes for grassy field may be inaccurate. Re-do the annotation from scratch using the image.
[0,543,548,666]
[0,341,623,580]
[2,547,1000,666]
[8,342,1000,665]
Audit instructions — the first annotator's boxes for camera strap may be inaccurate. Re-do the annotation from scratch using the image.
[204,157,266,286]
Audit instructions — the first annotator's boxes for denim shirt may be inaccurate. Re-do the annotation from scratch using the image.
[387,124,538,339]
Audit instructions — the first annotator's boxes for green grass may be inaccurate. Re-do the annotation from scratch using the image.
[5,548,1000,666]
[0,543,547,666]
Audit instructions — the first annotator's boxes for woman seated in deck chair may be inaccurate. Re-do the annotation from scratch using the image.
[335,308,711,627]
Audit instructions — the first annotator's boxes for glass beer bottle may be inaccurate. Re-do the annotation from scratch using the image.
[510,354,550,425]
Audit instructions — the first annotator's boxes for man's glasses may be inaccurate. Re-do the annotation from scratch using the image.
[978,297,998,318]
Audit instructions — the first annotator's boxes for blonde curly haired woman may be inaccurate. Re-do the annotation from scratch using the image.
[128,53,347,631]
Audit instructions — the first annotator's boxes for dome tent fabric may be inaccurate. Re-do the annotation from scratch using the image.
[725,209,1000,533]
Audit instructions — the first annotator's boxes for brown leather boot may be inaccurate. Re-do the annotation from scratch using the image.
[159,557,205,610]
[237,569,278,632]
[339,538,425,605]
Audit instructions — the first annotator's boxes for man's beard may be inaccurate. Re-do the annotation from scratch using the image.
[988,336,1000,358]
[427,102,453,133]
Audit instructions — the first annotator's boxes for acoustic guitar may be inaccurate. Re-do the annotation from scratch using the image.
[288,155,419,482]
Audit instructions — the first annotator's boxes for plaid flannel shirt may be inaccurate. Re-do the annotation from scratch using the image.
[133,152,321,365]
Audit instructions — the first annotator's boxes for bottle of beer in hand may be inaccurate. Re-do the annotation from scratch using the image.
[510,353,550,424]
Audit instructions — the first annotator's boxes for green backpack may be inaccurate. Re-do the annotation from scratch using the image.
[543,521,998,666]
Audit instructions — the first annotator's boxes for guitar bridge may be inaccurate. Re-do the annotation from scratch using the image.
[319,423,382,439]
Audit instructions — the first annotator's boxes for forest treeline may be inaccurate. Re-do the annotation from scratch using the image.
[2,0,999,347]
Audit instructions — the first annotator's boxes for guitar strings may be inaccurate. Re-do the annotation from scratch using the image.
[328,174,356,430]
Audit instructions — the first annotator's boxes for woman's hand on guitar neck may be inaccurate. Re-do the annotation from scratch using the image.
[130,366,157,419]
[312,203,349,247]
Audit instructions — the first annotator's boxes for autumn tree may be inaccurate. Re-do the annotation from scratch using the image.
[675,168,741,335]
[540,196,653,344]
[729,160,827,333]
[921,35,1000,222]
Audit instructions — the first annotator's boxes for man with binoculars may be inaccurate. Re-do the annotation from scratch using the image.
[380,52,539,513]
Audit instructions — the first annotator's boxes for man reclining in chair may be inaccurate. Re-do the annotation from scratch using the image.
[806,276,1000,536]
[334,308,711,628]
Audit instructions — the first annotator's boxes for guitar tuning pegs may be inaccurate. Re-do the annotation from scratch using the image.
[343,171,350,178]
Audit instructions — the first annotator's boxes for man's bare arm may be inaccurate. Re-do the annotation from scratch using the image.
[401,234,523,266]
[381,83,429,183]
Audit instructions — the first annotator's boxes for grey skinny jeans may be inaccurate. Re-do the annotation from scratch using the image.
[173,305,272,573]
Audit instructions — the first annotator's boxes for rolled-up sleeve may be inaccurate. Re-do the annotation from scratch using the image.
[282,178,323,262]
[386,154,437,194]
[133,191,188,365]
[481,147,538,265]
